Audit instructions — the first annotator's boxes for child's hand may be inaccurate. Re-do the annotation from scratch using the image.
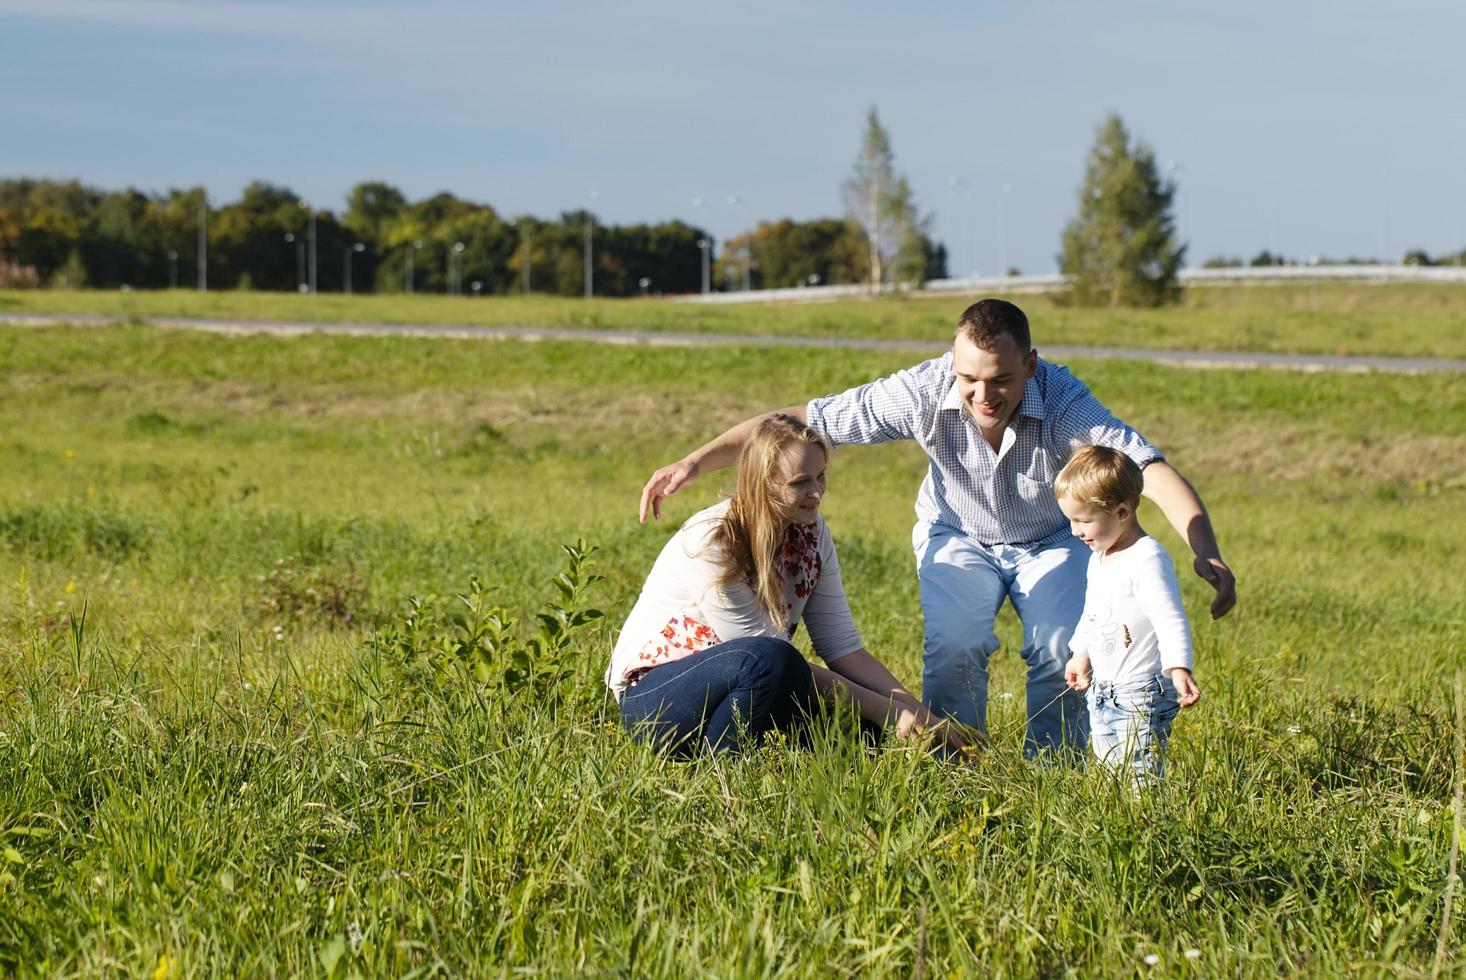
[1064,656,1092,692]
[1168,668,1202,707]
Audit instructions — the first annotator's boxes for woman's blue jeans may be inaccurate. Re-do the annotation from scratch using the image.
[619,636,814,756]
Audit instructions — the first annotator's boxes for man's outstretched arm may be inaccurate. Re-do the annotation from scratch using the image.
[638,405,807,522]
[1141,461,1237,619]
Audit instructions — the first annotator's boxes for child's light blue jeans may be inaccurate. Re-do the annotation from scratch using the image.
[1087,675,1181,788]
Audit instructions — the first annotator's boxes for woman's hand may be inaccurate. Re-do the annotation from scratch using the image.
[639,457,701,523]
[894,704,985,757]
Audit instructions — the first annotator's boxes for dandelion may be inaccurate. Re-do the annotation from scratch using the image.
[65,580,76,594]
[64,449,76,459]
[1143,953,1160,966]
[153,953,177,980]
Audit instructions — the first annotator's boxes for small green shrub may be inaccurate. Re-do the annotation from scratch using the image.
[0,503,153,560]
[375,539,604,708]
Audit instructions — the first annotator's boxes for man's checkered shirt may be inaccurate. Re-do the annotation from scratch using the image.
[806,353,1162,547]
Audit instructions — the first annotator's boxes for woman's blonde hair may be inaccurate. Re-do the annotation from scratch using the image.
[711,413,829,626]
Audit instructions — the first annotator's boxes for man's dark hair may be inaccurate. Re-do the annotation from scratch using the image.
[956,299,1031,353]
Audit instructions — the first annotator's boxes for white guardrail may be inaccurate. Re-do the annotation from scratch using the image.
[674,264,1466,304]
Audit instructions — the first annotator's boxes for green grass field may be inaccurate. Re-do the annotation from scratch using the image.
[4,279,1466,358]
[1,313,1464,975]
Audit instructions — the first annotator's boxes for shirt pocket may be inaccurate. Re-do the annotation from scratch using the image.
[1024,447,1058,484]
[1014,471,1055,505]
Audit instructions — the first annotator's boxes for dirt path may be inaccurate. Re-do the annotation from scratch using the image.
[4,312,1463,374]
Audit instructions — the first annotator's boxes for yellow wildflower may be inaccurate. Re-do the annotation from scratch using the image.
[153,953,177,980]
[65,580,76,594]
[64,449,76,459]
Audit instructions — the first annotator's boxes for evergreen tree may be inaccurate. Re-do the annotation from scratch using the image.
[1059,114,1185,307]
[841,107,928,290]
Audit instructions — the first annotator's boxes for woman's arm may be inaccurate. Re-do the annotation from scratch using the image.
[809,659,979,754]
[639,405,808,523]
[824,648,924,713]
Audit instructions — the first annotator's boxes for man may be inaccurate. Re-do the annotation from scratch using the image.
[640,299,1235,757]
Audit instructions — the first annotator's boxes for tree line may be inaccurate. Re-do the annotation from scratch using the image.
[19,111,1437,306]
[0,107,956,297]
[0,175,944,297]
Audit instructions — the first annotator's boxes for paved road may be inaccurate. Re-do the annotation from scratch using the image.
[3,312,1463,374]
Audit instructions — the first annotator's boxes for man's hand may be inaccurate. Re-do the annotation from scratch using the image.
[1167,667,1202,708]
[1193,556,1236,620]
[639,457,701,523]
[1064,655,1092,693]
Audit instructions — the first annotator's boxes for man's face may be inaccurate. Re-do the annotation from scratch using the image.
[951,332,1037,437]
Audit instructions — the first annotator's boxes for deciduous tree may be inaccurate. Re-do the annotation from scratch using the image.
[841,107,929,290]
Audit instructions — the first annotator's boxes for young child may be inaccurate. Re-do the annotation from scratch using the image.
[1055,445,1202,787]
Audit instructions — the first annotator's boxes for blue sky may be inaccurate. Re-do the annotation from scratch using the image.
[2,0,1464,275]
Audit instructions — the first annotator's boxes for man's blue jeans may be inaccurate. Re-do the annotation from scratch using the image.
[914,522,1089,759]
[618,636,814,756]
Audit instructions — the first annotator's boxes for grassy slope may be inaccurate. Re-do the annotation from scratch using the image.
[3,280,1466,357]
[1,324,1464,975]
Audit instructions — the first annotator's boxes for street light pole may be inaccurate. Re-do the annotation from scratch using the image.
[1164,160,1184,265]
[285,233,304,291]
[345,242,365,293]
[697,237,711,294]
[197,193,207,292]
[727,194,750,290]
[451,241,465,295]
[168,250,178,290]
[947,175,978,278]
[584,189,597,299]
[999,183,1012,277]
[303,203,317,294]
[508,218,531,295]
[406,239,422,293]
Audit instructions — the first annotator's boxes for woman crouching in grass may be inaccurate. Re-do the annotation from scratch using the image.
[606,413,972,757]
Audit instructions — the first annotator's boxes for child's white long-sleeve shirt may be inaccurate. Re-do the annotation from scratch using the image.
[1069,535,1193,681]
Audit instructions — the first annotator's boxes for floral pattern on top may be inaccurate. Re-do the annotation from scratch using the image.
[626,614,722,687]
[623,522,823,688]
[779,521,823,627]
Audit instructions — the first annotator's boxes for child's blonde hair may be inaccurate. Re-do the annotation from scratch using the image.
[1054,444,1143,510]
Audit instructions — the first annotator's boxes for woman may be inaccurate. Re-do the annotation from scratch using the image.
[607,414,968,756]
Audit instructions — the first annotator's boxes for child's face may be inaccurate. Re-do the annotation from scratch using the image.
[1056,495,1135,556]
